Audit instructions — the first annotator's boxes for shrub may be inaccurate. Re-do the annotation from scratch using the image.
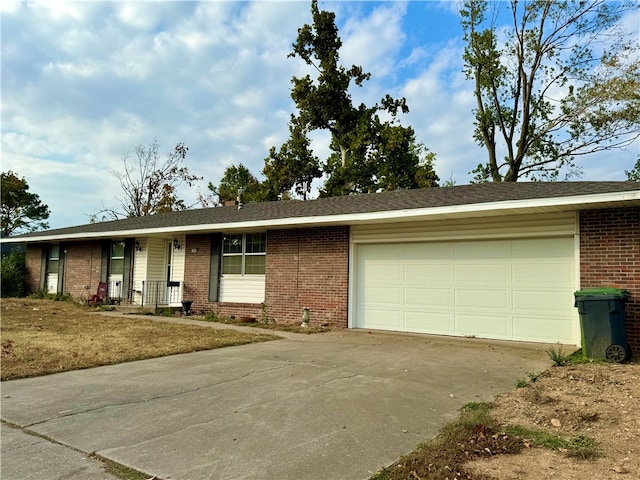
[1,250,26,297]
[29,289,72,302]
[546,345,568,366]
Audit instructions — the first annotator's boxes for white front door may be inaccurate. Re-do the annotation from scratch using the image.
[164,240,183,305]
[165,241,173,301]
[46,245,60,294]
[108,241,126,300]
[46,274,58,294]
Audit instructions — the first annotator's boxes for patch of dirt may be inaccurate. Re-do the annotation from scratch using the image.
[465,362,640,479]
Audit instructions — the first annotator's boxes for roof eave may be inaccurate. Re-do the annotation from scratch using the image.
[3,189,638,244]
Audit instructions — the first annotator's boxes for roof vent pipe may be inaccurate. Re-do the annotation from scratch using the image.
[237,188,244,210]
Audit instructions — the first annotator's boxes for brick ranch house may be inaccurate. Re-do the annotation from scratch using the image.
[4,182,640,350]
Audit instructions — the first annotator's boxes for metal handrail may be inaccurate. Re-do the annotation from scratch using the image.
[107,280,124,303]
[141,280,183,307]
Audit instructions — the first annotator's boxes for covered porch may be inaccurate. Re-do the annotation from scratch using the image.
[104,235,187,308]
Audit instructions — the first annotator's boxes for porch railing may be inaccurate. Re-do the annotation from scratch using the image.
[141,280,183,307]
[107,280,125,303]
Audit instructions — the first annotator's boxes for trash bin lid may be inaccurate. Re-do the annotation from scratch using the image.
[574,287,631,299]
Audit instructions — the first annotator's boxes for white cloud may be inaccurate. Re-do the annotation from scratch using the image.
[432,0,463,16]
[400,39,478,182]
[341,2,407,78]
[34,1,93,22]
[1,1,636,229]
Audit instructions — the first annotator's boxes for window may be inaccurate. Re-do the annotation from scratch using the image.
[222,233,266,275]
[110,241,125,275]
[48,245,60,274]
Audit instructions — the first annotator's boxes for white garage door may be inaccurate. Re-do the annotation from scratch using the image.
[355,237,578,344]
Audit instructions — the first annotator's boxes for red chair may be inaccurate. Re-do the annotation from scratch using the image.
[88,282,108,305]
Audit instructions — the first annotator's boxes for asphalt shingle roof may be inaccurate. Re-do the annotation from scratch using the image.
[9,181,640,239]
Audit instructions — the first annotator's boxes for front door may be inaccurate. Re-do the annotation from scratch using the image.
[165,241,177,304]
[108,241,125,300]
[166,241,174,279]
[46,245,60,294]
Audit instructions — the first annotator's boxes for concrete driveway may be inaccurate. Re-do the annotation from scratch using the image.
[1,328,553,480]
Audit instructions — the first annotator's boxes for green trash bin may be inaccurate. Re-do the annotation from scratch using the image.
[574,288,631,362]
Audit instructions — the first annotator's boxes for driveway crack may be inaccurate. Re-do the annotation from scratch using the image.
[22,362,295,428]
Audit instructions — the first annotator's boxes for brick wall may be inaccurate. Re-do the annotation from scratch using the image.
[265,226,349,327]
[25,245,43,293]
[24,241,103,301]
[62,241,103,301]
[580,207,640,351]
[183,235,213,312]
[183,227,350,327]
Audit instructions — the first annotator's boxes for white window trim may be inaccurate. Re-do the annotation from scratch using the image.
[222,233,266,276]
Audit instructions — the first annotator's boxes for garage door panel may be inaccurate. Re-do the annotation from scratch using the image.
[360,286,402,306]
[511,238,573,259]
[361,244,404,259]
[454,240,511,259]
[455,289,508,309]
[454,263,508,284]
[455,314,510,338]
[512,262,573,286]
[404,288,451,307]
[359,263,403,282]
[513,316,575,343]
[403,242,453,260]
[404,311,452,333]
[360,308,402,330]
[404,263,451,283]
[512,290,573,312]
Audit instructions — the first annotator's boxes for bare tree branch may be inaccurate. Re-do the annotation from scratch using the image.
[92,139,201,221]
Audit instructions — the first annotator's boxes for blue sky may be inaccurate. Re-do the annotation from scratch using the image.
[2,1,638,229]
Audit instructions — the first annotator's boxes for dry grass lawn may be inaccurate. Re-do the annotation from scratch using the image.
[1,298,278,381]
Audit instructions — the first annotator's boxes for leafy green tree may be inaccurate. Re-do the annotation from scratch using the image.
[322,123,439,196]
[267,0,438,198]
[262,116,321,201]
[1,249,26,297]
[626,157,640,181]
[1,171,50,237]
[461,0,640,182]
[95,139,201,220]
[207,163,263,205]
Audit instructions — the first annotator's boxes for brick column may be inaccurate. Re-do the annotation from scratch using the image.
[183,235,213,312]
[25,245,43,293]
[265,226,349,327]
[580,208,640,351]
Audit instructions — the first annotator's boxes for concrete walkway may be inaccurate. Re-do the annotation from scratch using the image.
[1,324,553,480]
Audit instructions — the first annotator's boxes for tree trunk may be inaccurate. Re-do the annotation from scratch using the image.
[340,145,348,167]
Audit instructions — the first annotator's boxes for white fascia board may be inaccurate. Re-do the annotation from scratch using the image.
[3,189,638,244]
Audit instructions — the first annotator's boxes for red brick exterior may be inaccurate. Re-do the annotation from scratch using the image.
[580,207,640,351]
[264,226,349,327]
[24,241,104,301]
[25,245,43,293]
[182,234,212,311]
[61,241,103,301]
[182,227,350,327]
